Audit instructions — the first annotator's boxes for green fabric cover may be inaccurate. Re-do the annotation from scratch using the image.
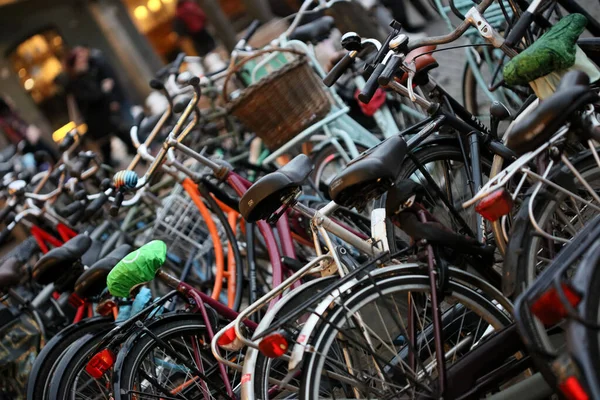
[503,14,587,86]
[107,240,167,298]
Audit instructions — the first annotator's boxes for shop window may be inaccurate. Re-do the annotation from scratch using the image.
[8,29,69,130]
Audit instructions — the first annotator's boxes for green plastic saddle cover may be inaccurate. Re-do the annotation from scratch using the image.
[529,46,600,99]
[503,13,587,86]
[107,240,167,298]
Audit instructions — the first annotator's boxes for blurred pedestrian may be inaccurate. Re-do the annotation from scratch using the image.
[380,0,435,32]
[61,46,136,166]
[173,0,216,57]
[0,95,58,161]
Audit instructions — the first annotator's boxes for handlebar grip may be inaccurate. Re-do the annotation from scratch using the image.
[0,204,15,225]
[134,112,145,129]
[173,96,193,113]
[113,170,138,190]
[170,53,186,75]
[0,228,11,245]
[378,55,404,86]
[57,201,85,218]
[358,63,385,104]
[84,192,109,220]
[68,207,85,226]
[110,190,124,217]
[504,11,534,48]
[323,53,354,87]
[71,156,93,179]
[242,20,261,44]
[149,78,165,90]
[59,133,75,151]
[34,150,53,165]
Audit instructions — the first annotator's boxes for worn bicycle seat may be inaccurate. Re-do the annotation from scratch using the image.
[33,234,92,285]
[0,257,21,290]
[74,244,132,299]
[239,154,313,222]
[329,135,408,210]
[290,16,335,43]
[397,46,438,85]
[506,71,598,155]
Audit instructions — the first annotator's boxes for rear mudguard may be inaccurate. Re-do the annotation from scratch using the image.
[27,316,112,400]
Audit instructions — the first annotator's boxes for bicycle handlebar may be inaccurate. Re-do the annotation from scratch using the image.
[358,63,385,104]
[323,52,355,87]
[239,20,261,48]
[0,203,15,225]
[504,11,534,48]
[0,228,11,245]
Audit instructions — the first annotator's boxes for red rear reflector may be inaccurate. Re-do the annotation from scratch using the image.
[531,283,581,326]
[258,332,289,358]
[96,300,117,317]
[68,292,85,308]
[475,188,513,222]
[85,349,115,379]
[558,376,589,400]
[217,327,244,351]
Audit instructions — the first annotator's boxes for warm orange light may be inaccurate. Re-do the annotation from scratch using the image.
[52,122,76,142]
[148,0,161,12]
[24,78,34,90]
[161,0,173,4]
[134,5,148,19]
[18,68,26,78]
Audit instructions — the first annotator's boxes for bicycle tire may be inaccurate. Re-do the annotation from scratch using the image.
[114,314,226,400]
[504,150,600,299]
[26,316,112,400]
[197,181,244,311]
[252,276,337,399]
[299,273,514,399]
[395,142,493,242]
[48,325,114,400]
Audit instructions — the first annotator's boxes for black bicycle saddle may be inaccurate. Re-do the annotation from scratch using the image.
[0,257,21,290]
[239,154,313,222]
[329,135,408,210]
[506,71,598,155]
[74,244,132,299]
[33,234,92,285]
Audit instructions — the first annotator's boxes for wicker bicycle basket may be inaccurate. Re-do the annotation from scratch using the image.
[223,48,331,150]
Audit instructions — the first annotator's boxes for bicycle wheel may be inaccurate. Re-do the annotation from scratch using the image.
[463,47,526,124]
[251,276,337,399]
[505,149,600,298]
[299,273,514,399]
[395,142,494,247]
[48,326,114,400]
[115,314,229,400]
[27,317,112,400]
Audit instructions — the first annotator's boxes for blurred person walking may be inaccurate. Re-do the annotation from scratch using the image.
[173,0,217,57]
[0,95,58,161]
[61,46,136,166]
[379,0,434,32]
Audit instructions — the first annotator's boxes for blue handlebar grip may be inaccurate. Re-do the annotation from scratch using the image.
[113,171,138,190]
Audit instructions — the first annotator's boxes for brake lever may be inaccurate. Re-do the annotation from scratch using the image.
[405,61,417,102]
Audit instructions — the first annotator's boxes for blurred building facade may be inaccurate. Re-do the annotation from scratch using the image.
[0,0,271,146]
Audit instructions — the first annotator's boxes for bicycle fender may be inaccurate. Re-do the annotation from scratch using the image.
[27,316,112,400]
[241,276,336,400]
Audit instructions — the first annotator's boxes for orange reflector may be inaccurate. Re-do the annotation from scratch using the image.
[217,327,244,351]
[85,349,115,379]
[475,188,513,222]
[96,300,117,317]
[258,332,289,358]
[558,376,589,400]
[531,283,581,326]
